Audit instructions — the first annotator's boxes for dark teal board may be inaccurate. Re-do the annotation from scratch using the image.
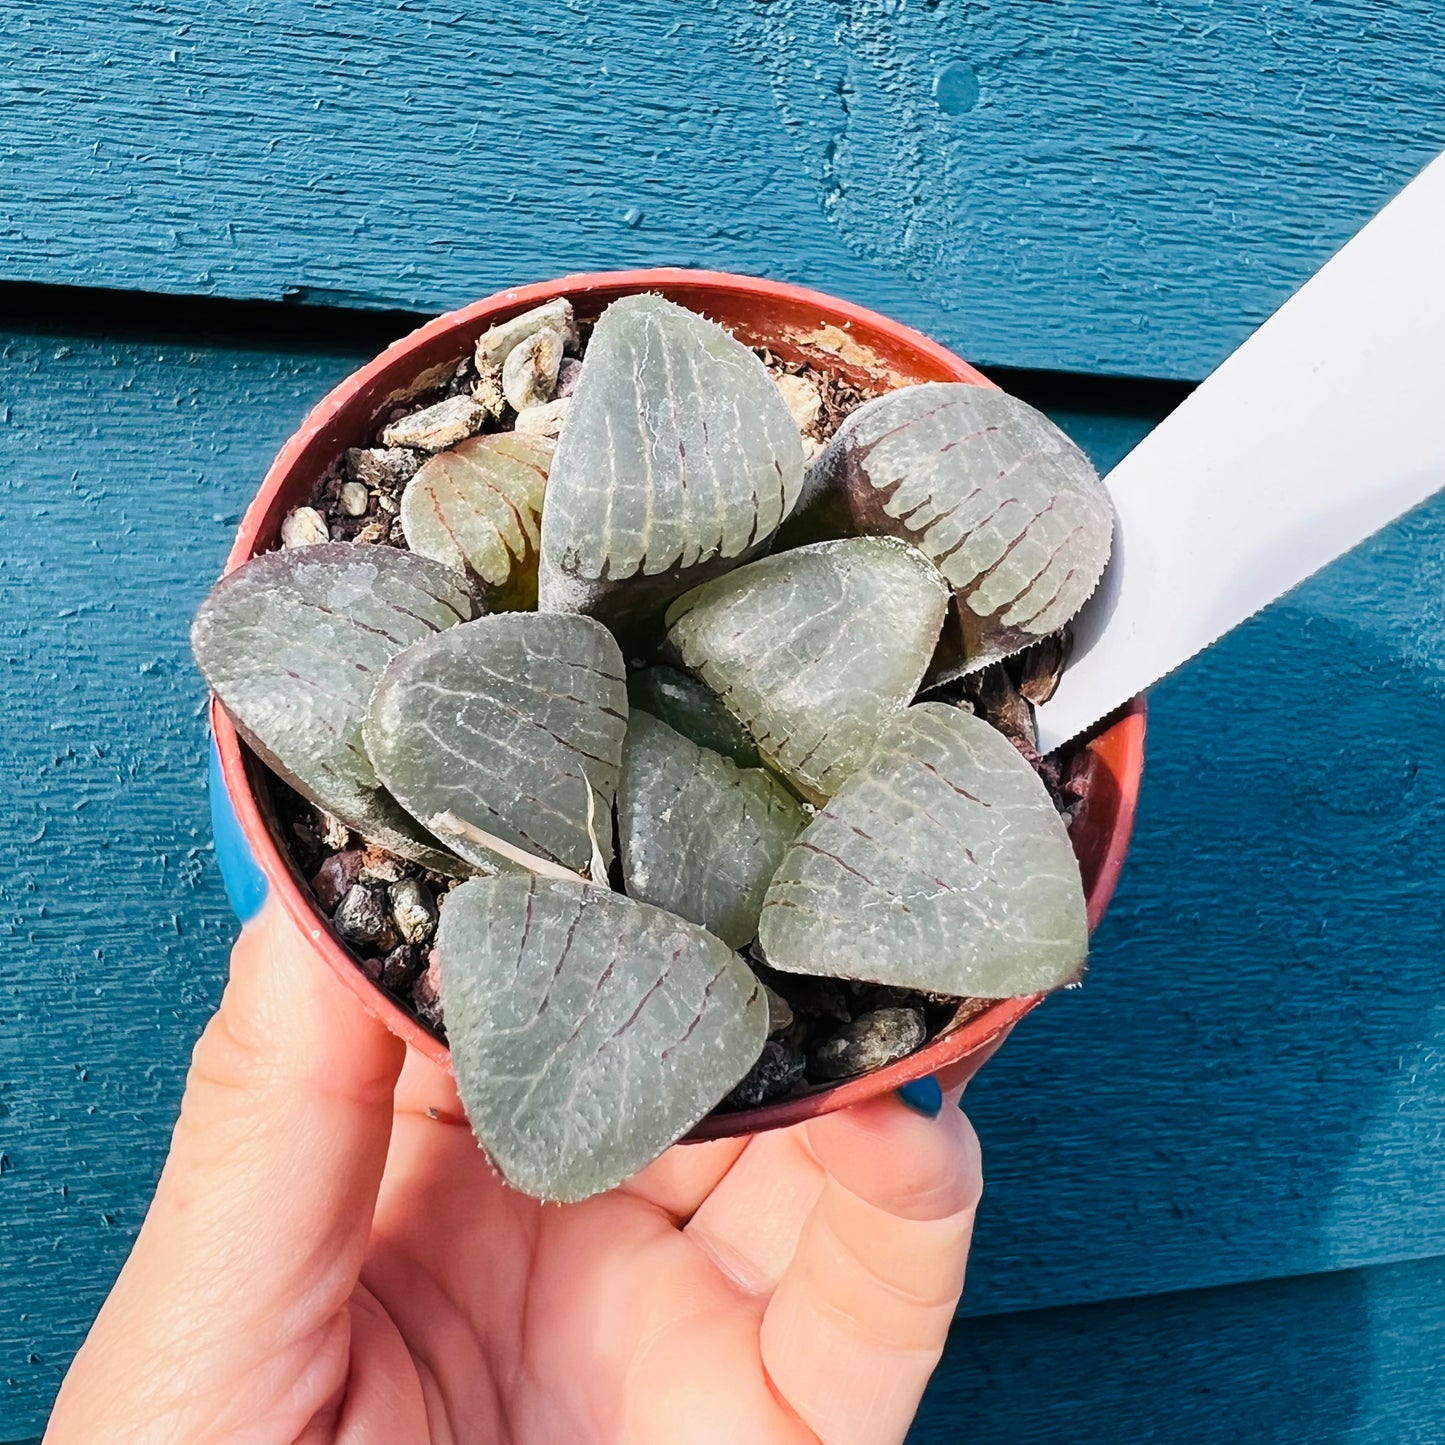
[3,0,1445,379]
[6,4,1445,1437]
[3,319,1444,1437]
[963,493,1445,1314]
[0,330,356,1429]
[913,1256,1445,1444]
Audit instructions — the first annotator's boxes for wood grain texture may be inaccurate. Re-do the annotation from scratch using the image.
[914,1255,1445,1443]
[0,330,361,1432]
[5,327,1445,1434]
[959,488,1445,1316]
[2,0,1444,378]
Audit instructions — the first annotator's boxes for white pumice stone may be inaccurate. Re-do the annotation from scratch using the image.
[381,395,487,452]
[281,506,330,548]
[502,327,564,412]
[339,481,370,517]
[390,877,439,945]
[514,397,571,440]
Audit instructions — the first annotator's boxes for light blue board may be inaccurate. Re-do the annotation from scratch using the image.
[2,0,1445,379]
[915,1255,1445,1444]
[2,323,1443,1435]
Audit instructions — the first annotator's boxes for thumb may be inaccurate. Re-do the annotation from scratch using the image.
[47,898,406,1443]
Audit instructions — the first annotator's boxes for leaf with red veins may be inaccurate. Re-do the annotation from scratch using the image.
[665,537,949,804]
[365,612,627,876]
[401,433,552,610]
[784,382,1113,672]
[759,703,1087,997]
[438,873,767,1202]
[618,710,806,948]
[190,542,477,872]
[538,294,804,628]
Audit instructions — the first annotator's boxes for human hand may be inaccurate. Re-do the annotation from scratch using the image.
[46,898,983,1445]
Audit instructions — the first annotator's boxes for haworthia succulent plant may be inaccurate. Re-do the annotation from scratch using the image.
[537,294,805,623]
[787,383,1114,671]
[617,710,807,947]
[437,873,768,1201]
[665,537,949,804]
[191,288,1124,1175]
[626,666,760,768]
[400,433,552,609]
[190,543,476,872]
[364,613,627,875]
[758,703,1088,996]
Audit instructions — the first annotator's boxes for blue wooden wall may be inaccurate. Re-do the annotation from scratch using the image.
[3,4,1444,1440]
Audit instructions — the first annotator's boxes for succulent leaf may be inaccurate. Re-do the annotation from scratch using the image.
[400,433,552,609]
[537,294,804,623]
[788,383,1114,670]
[438,873,768,1202]
[626,666,760,768]
[758,703,1088,996]
[364,613,628,874]
[618,710,807,948]
[665,537,949,804]
[190,542,476,871]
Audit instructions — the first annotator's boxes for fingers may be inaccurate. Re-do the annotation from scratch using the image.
[324,1284,431,1443]
[392,1038,467,1124]
[619,1135,752,1222]
[683,1128,825,1293]
[681,1063,985,1299]
[149,898,406,1319]
[759,1096,982,1445]
[47,899,406,1443]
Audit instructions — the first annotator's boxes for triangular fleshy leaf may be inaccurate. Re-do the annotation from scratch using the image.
[618,710,806,948]
[538,294,804,624]
[438,873,768,1201]
[364,613,627,874]
[190,542,476,871]
[400,433,552,610]
[786,383,1113,671]
[626,666,760,768]
[665,537,949,803]
[758,702,1087,996]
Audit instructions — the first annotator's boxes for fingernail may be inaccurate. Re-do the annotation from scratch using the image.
[895,1076,943,1118]
[209,735,269,924]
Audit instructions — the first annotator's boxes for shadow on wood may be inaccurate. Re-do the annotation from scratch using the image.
[917,1254,1445,1443]
[2,321,1442,1437]
[962,498,1445,1314]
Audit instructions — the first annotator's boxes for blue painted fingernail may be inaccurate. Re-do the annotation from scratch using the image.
[209,735,269,924]
[896,1076,943,1118]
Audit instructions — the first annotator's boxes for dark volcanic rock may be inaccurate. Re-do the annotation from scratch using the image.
[810,1008,927,1082]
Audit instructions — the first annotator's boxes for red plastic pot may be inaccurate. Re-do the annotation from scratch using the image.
[210,268,1146,1140]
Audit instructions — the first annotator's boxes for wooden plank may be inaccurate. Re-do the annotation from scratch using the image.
[0,329,358,1433]
[958,487,1445,1315]
[3,323,1445,1430]
[3,0,1444,379]
[916,1255,1445,1443]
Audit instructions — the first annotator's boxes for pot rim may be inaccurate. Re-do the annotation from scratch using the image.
[210,266,1147,1140]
